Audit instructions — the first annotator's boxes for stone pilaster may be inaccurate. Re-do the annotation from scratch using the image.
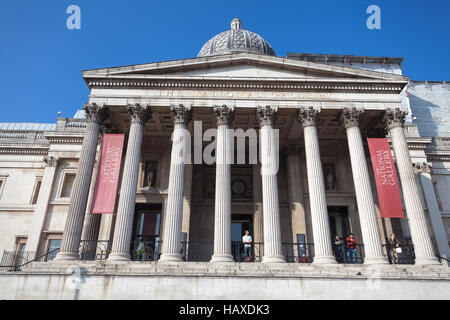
[256,106,286,263]
[108,104,151,261]
[210,105,235,263]
[384,108,440,265]
[339,107,387,264]
[414,162,450,259]
[26,156,59,257]
[297,107,336,264]
[160,105,192,262]
[55,103,109,261]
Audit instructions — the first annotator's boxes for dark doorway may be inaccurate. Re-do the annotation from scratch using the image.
[131,203,162,260]
[231,214,253,261]
[328,206,350,239]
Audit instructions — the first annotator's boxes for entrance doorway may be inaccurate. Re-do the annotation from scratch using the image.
[328,206,350,239]
[231,214,253,261]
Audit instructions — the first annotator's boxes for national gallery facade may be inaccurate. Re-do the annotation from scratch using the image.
[0,18,449,300]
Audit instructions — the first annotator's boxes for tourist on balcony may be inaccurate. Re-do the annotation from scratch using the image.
[242,230,252,262]
[333,235,344,263]
[345,233,358,263]
[388,233,400,264]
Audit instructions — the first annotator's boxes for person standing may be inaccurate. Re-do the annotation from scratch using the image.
[388,233,400,264]
[242,230,253,262]
[333,235,344,263]
[345,233,357,263]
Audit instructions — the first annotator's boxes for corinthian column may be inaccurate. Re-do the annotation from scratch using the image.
[55,103,109,261]
[384,108,440,265]
[210,105,235,263]
[297,107,336,264]
[108,104,151,261]
[257,106,285,263]
[160,105,192,262]
[340,107,388,264]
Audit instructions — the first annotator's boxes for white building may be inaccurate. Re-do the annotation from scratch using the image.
[0,18,449,300]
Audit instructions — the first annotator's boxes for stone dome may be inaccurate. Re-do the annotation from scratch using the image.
[198,17,276,57]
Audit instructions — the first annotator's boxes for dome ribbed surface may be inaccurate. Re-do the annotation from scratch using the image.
[198,18,276,57]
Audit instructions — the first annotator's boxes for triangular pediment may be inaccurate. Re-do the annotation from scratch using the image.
[82,52,408,85]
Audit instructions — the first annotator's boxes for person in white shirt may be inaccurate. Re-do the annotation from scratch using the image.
[242,230,252,261]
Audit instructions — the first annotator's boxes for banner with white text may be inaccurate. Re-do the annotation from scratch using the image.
[91,134,124,214]
[367,138,403,218]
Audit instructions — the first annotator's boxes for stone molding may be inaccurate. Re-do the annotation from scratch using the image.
[339,107,364,129]
[85,80,405,93]
[127,104,152,125]
[213,105,235,126]
[297,106,320,127]
[256,105,278,127]
[170,104,193,125]
[384,108,408,130]
[84,103,110,125]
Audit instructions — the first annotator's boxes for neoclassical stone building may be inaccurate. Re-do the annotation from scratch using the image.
[1,18,449,300]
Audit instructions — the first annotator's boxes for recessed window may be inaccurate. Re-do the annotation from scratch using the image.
[30,178,42,205]
[0,175,7,200]
[61,173,76,198]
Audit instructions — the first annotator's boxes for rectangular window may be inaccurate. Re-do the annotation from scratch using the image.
[46,239,61,261]
[31,178,42,205]
[61,173,76,198]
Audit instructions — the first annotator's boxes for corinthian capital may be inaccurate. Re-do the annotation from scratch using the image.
[43,155,59,167]
[339,107,364,129]
[127,104,152,125]
[213,105,235,126]
[414,162,432,174]
[297,106,320,127]
[384,108,408,130]
[170,104,192,125]
[84,103,110,125]
[256,106,278,127]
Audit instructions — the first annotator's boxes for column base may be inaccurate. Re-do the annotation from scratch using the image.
[363,256,389,265]
[261,255,286,264]
[312,256,337,264]
[159,253,183,262]
[414,256,441,266]
[210,254,234,263]
[106,253,131,262]
[53,252,80,261]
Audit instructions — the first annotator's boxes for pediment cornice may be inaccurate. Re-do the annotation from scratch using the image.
[82,52,408,93]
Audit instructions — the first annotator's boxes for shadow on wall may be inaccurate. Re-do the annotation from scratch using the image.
[408,92,449,138]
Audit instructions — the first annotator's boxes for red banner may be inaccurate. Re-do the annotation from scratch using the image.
[367,138,403,218]
[91,134,124,214]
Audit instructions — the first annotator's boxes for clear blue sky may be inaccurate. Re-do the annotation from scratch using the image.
[1,0,449,123]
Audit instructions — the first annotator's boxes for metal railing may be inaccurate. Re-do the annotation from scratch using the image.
[80,240,112,261]
[1,240,419,269]
[0,248,60,271]
[283,243,315,263]
[383,244,415,264]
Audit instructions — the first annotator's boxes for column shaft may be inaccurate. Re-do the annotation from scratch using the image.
[55,104,108,261]
[211,105,234,263]
[385,109,439,265]
[108,105,150,261]
[160,105,191,261]
[298,107,336,264]
[257,106,285,263]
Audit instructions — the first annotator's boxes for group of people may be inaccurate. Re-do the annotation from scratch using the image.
[333,233,402,264]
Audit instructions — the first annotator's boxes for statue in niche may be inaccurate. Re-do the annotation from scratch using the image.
[324,164,336,190]
[144,161,158,188]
